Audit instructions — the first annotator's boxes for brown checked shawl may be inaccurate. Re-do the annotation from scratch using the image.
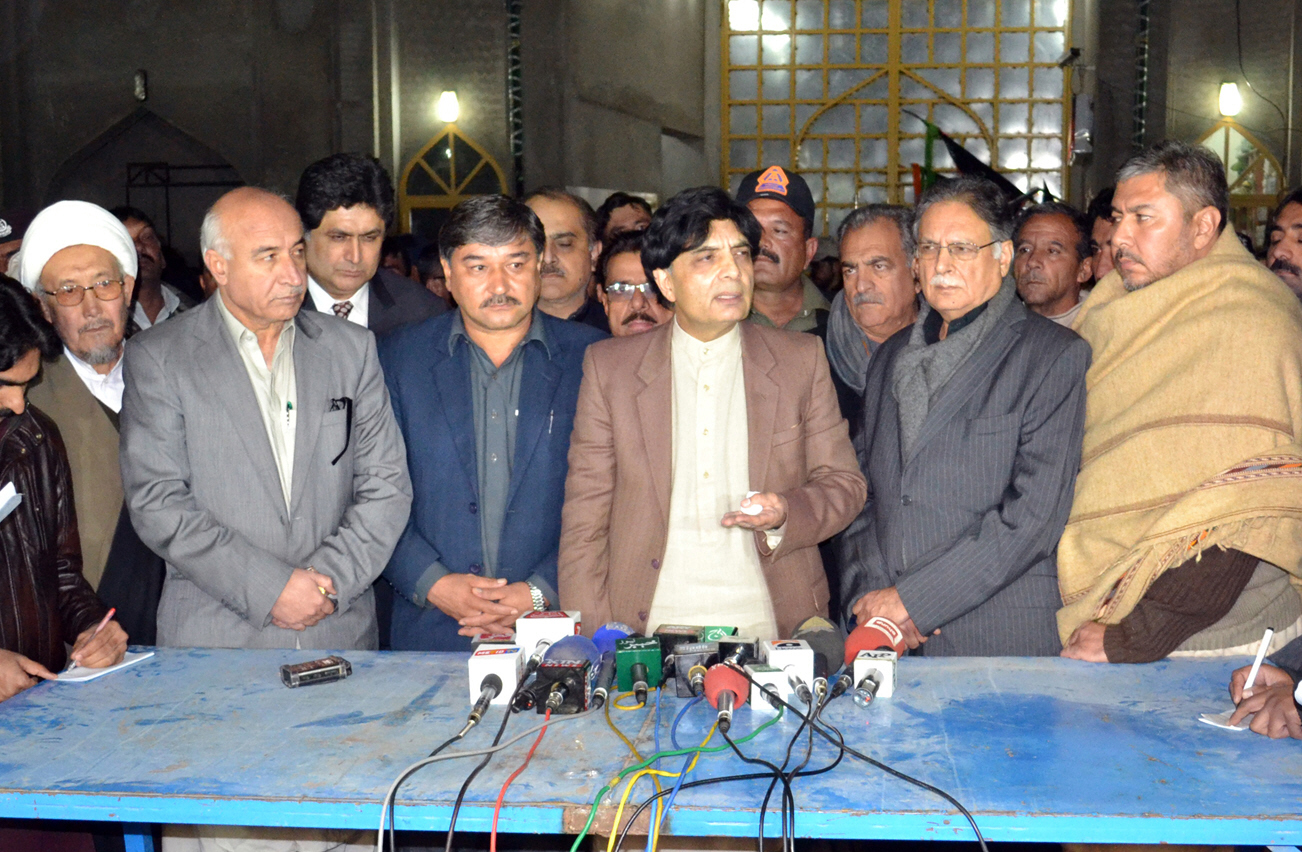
[1057,229,1302,643]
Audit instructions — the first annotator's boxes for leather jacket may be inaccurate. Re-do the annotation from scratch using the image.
[0,405,107,672]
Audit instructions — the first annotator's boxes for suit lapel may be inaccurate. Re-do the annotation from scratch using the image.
[507,344,564,507]
[635,325,673,525]
[740,324,779,490]
[432,339,480,498]
[193,300,288,519]
[289,314,326,514]
[905,307,1022,463]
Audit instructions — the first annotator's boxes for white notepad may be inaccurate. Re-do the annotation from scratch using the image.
[57,650,155,683]
[0,482,21,523]
[1198,709,1248,731]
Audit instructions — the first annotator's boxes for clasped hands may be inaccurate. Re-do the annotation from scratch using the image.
[428,574,537,637]
[851,586,938,649]
[270,567,337,631]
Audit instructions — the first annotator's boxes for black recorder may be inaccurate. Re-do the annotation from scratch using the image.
[280,656,352,688]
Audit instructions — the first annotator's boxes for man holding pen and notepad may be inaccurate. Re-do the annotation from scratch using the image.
[1228,632,1302,739]
[0,275,125,704]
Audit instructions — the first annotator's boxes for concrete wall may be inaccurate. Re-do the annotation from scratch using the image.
[520,0,712,201]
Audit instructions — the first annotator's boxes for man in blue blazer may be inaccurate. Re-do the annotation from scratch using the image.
[379,195,606,651]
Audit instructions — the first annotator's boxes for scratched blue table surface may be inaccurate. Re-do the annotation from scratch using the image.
[0,648,1299,845]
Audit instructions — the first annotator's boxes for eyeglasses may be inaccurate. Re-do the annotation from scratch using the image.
[604,281,656,300]
[916,240,1000,263]
[42,279,125,307]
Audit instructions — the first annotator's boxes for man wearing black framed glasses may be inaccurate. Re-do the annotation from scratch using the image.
[18,202,149,610]
[838,176,1091,657]
[596,230,672,338]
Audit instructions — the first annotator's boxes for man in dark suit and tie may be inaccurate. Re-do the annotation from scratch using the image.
[296,153,445,337]
[839,176,1090,656]
[380,195,606,651]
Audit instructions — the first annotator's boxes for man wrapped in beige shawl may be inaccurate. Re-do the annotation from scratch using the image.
[1059,141,1302,663]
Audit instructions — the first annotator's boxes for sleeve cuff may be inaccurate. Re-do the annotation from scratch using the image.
[412,561,451,608]
[527,573,559,611]
[763,524,787,551]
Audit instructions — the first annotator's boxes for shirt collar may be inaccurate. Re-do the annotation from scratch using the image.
[215,290,296,354]
[671,317,742,366]
[923,298,990,345]
[63,344,123,386]
[448,308,552,360]
[307,275,369,311]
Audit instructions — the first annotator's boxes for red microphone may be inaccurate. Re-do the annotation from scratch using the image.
[845,616,907,659]
[703,664,750,733]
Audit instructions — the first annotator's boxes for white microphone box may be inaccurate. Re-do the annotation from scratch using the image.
[745,663,788,712]
[760,639,814,690]
[514,610,581,657]
[853,649,897,701]
[468,645,524,706]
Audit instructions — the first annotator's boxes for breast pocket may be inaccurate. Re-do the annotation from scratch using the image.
[772,419,804,448]
[319,408,352,467]
[929,412,1021,513]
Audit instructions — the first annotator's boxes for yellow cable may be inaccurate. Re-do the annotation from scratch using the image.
[604,692,663,846]
[607,722,717,852]
[613,691,647,711]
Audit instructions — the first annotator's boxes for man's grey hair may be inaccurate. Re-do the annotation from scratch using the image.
[1116,140,1228,233]
[911,176,1014,259]
[199,206,231,261]
[838,204,916,257]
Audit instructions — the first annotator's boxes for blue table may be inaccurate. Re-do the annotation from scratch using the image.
[0,648,1299,849]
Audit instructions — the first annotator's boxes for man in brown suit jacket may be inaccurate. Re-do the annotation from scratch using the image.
[559,187,865,639]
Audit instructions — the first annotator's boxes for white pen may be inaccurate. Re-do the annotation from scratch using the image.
[1243,626,1275,693]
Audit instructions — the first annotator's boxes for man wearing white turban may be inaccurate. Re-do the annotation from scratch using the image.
[21,201,163,643]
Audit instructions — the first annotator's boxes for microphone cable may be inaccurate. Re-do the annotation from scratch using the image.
[757,687,825,852]
[489,708,551,852]
[443,696,515,852]
[601,689,665,846]
[606,722,718,852]
[725,664,989,852]
[720,727,795,852]
[612,717,848,852]
[567,706,785,852]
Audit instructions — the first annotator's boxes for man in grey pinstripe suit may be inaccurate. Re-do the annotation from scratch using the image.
[839,177,1090,656]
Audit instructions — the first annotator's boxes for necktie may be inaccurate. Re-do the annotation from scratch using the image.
[332,301,353,320]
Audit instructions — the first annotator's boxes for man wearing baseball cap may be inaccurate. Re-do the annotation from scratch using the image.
[736,165,830,334]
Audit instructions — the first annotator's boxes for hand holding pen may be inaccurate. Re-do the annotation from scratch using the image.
[67,607,128,672]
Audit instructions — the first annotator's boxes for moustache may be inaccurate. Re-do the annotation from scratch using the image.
[1271,257,1302,277]
[78,319,115,336]
[621,311,657,327]
[480,294,522,308]
[1114,247,1143,267]
[850,292,885,307]
[927,274,963,288]
[756,248,781,264]
[540,261,565,277]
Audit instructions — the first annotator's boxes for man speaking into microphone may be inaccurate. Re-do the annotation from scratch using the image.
[558,187,865,639]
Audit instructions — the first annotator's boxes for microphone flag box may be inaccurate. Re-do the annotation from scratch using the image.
[761,639,814,689]
[468,645,523,706]
[472,631,516,646]
[699,625,739,642]
[535,659,595,714]
[673,641,720,697]
[745,663,788,711]
[615,636,663,691]
[853,649,897,700]
[514,610,581,657]
[654,624,704,663]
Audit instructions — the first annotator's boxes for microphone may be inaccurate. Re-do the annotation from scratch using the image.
[526,639,553,675]
[792,616,847,674]
[845,616,907,658]
[615,636,662,703]
[535,635,602,714]
[593,621,636,655]
[786,667,813,705]
[468,673,503,726]
[591,652,617,708]
[703,663,749,733]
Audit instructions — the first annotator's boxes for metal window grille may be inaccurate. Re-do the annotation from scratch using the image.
[722,0,1073,237]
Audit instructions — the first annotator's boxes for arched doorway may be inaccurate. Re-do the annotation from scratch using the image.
[46,108,243,266]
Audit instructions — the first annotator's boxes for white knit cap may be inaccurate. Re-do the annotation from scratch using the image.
[17,200,138,293]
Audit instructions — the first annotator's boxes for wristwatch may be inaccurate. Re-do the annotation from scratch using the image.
[527,582,547,612]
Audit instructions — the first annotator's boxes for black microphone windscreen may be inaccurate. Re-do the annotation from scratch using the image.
[792,616,846,673]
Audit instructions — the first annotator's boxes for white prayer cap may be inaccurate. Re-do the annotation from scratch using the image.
[17,200,138,294]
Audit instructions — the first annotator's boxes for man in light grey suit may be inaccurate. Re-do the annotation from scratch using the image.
[120,186,412,655]
[839,177,1090,656]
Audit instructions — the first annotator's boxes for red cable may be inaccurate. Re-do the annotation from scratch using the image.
[490,708,551,852]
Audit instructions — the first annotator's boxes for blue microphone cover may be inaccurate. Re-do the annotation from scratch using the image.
[593,622,636,655]
[545,634,601,666]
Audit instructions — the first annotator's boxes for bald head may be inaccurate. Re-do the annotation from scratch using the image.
[202,187,307,332]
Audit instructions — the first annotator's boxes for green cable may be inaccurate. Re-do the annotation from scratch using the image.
[569,706,785,852]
